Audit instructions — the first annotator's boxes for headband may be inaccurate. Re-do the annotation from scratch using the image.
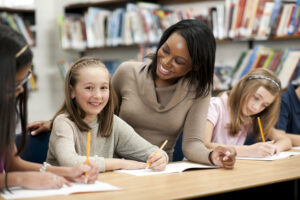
[15,45,28,58]
[247,75,281,91]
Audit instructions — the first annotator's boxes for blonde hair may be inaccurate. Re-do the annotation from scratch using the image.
[52,57,117,137]
[228,68,281,141]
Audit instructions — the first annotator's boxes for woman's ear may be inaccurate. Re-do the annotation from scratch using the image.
[70,85,75,99]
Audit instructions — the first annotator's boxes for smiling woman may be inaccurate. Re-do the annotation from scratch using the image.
[112,19,236,169]
[203,68,292,158]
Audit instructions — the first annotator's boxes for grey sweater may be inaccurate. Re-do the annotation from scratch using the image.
[112,61,213,164]
[47,114,168,172]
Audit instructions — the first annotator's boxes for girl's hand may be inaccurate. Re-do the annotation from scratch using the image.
[27,120,51,135]
[19,172,70,189]
[210,146,236,169]
[65,161,99,184]
[146,152,167,171]
[249,141,279,157]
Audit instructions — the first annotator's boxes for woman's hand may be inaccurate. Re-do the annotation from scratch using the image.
[248,141,279,157]
[146,152,167,171]
[210,146,236,169]
[65,161,99,184]
[19,172,70,189]
[27,120,51,135]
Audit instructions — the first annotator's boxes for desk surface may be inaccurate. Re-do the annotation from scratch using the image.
[6,155,300,200]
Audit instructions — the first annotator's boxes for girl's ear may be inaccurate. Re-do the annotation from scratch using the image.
[70,85,75,99]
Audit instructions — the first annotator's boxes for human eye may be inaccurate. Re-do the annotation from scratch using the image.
[175,58,184,65]
[162,47,169,54]
[85,86,93,90]
[100,86,108,90]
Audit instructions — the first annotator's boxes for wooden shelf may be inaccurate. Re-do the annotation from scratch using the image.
[0,7,34,13]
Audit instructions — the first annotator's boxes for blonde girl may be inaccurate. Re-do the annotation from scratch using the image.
[47,57,168,172]
[204,68,291,157]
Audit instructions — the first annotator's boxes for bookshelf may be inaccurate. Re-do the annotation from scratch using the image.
[59,0,300,90]
[0,6,36,46]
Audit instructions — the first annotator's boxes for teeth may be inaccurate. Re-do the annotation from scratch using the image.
[160,65,170,73]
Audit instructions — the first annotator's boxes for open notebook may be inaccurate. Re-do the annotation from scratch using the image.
[236,151,300,161]
[1,181,120,200]
[116,162,218,176]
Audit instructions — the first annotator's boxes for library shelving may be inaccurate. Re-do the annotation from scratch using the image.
[0,6,36,46]
[59,0,300,91]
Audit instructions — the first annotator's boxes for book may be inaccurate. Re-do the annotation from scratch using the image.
[236,151,300,161]
[277,50,300,89]
[0,181,120,200]
[116,162,218,176]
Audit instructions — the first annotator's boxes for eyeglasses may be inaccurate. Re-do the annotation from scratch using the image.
[15,71,32,90]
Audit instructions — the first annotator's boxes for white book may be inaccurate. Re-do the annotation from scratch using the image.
[1,181,120,200]
[236,151,300,161]
[257,2,274,38]
[278,51,300,89]
[116,162,218,176]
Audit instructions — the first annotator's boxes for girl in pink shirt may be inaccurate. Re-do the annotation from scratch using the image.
[204,68,291,157]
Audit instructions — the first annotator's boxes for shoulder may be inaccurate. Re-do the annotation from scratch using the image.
[115,61,146,75]
[52,113,74,130]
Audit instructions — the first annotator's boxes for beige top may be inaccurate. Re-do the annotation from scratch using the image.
[47,114,168,172]
[112,61,212,164]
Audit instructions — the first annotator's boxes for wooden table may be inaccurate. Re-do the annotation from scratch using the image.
[5,155,300,200]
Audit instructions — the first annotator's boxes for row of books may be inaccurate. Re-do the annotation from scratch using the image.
[214,45,300,91]
[0,12,35,46]
[223,0,300,39]
[60,0,300,50]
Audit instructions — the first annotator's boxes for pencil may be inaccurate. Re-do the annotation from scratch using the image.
[146,140,168,169]
[85,131,91,183]
[257,117,265,142]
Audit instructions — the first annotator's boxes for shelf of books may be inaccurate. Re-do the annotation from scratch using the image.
[59,0,300,91]
[214,45,300,91]
[59,0,300,51]
[0,6,35,46]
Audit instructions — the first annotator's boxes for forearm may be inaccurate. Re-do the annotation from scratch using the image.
[274,137,292,151]
[206,142,250,157]
[286,134,300,146]
[0,172,30,188]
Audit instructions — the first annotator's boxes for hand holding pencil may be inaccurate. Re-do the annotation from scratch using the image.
[146,140,168,171]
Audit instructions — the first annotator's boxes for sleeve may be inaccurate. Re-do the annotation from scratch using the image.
[275,95,290,132]
[182,93,213,165]
[113,116,169,163]
[206,97,222,126]
[49,116,106,172]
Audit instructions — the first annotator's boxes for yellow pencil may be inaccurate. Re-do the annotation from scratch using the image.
[85,131,91,183]
[257,117,265,142]
[146,140,168,169]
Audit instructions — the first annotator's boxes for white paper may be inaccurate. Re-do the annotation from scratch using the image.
[1,181,120,200]
[115,162,218,176]
[236,151,300,161]
[292,146,300,150]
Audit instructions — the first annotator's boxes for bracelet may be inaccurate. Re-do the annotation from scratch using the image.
[40,162,51,172]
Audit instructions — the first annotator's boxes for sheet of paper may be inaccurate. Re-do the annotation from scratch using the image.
[116,162,218,176]
[1,181,120,200]
[236,151,300,161]
[292,146,300,150]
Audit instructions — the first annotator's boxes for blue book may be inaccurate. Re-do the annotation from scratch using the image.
[239,46,261,78]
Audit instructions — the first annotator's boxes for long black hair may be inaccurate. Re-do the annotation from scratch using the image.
[147,19,216,98]
[0,24,33,179]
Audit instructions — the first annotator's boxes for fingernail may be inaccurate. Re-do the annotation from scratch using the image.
[226,151,230,155]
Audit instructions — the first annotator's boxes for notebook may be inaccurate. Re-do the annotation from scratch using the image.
[236,151,300,161]
[1,181,120,200]
[115,162,218,176]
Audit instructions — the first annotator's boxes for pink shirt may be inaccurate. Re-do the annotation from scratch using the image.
[207,93,249,145]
